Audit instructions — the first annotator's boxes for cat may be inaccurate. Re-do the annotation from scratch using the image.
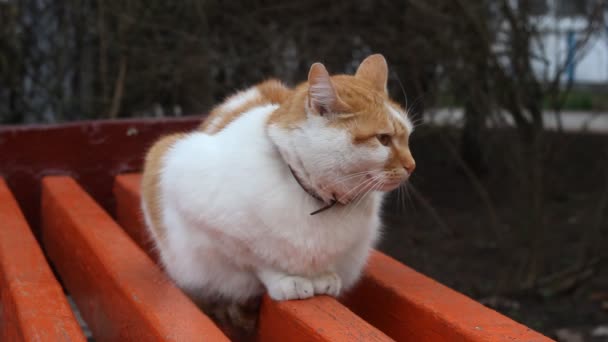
[140,54,416,333]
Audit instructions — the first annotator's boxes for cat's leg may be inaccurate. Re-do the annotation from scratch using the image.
[311,271,341,297]
[164,246,264,302]
[255,239,372,300]
[164,246,264,333]
[160,208,264,301]
[257,269,342,299]
[257,268,315,301]
[334,238,374,291]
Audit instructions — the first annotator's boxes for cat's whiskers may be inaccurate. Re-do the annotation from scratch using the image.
[397,183,405,212]
[339,175,380,219]
[406,95,426,117]
[398,182,414,212]
[329,170,377,183]
[342,174,386,218]
[343,171,383,198]
[321,170,383,189]
[394,70,426,131]
[393,71,409,111]
[347,176,386,218]
[396,181,403,212]
[336,173,382,204]
[410,117,426,129]
[333,178,378,213]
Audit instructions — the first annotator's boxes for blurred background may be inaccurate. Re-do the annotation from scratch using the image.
[1,0,607,340]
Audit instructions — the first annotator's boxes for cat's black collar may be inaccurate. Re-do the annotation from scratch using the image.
[288,165,338,215]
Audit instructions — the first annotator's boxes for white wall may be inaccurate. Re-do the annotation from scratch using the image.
[532,15,608,84]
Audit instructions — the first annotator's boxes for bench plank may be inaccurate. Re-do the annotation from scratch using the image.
[257,295,391,342]
[0,178,86,342]
[41,176,229,341]
[113,173,159,263]
[342,251,554,341]
[113,173,394,342]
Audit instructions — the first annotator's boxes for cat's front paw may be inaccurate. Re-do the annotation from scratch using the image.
[267,276,314,301]
[313,272,342,297]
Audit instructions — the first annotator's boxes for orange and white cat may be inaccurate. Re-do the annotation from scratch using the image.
[141,54,415,323]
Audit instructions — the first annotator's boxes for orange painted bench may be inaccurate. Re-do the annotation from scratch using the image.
[114,173,553,342]
[41,176,230,341]
[342,253,548,341]
[0,119,555,341]
[0,178,85,341]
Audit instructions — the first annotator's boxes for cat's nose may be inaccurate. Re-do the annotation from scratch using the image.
[400,148,416,176]
[404,162,416,176]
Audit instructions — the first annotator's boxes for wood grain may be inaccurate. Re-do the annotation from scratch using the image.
[341,251,554,341]
[0,178,85,342]
[41,176,229,341]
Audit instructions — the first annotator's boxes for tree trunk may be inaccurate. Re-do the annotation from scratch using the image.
[460,100,489,177]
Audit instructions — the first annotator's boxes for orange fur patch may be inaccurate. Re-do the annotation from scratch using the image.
[141,133,186,247]
[199,79,292,134]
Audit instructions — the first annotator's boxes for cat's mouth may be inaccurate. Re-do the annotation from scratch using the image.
[328,173,399,204]
[363,173,406,192]
[378,180,403,192]
[316,171,409,209]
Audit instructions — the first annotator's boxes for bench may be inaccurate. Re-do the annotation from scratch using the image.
[0,119,553,341]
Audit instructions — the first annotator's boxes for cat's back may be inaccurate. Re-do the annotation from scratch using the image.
[141,132,187,247]
[163,103,281,201]
[200,79,292,134]
[142,100,281,237]
[144,79,288,236]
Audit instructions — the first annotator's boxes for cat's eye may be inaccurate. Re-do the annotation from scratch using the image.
[376,134,391,146]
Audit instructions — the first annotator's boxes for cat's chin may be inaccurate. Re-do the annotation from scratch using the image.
[377,180,405,192]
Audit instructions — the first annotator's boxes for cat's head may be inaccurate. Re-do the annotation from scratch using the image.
[268,54,415,204]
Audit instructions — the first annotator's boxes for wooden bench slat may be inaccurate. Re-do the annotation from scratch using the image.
[113,173,159,263]
[41,176,229,341]
[341,251,554,342]
[113,173,394,342]
[0,178,86,342]
[257,295,391,342]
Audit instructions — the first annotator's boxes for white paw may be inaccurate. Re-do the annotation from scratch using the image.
[267,276,314,301]
[313,272,342,297]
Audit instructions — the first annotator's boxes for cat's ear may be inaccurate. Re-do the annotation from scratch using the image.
[355,54,388,93]
[307,63,348,116]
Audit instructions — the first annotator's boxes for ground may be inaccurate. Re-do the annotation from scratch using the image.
[379,127,608,341]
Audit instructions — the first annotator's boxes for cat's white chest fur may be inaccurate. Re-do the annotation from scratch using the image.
[154,104,383,302]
